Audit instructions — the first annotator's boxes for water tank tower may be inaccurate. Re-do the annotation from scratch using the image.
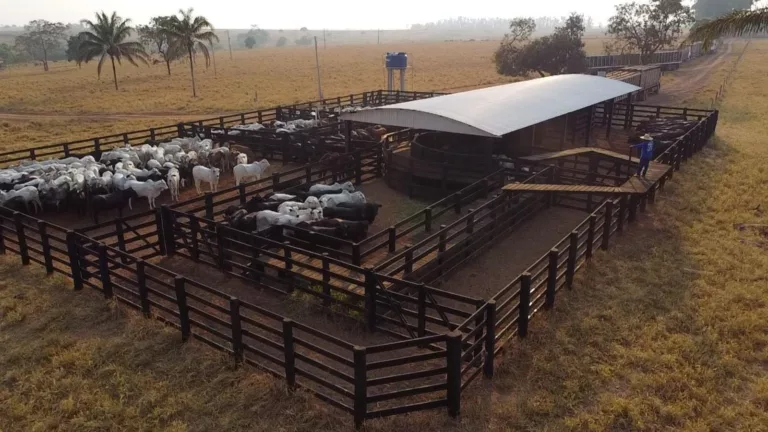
[385,52,408,92]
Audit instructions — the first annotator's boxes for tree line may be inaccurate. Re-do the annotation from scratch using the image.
[492,0,758,79]
[4,8,217,96]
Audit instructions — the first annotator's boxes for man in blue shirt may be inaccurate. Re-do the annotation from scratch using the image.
[631,134,655,177]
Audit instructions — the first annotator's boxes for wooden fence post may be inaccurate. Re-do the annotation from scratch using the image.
[177,123,185,138]
[446,331,462,418]
[546,248,558,309]
[230,297,244,364]
[13,213,29,265]
[0,218,5,254]
[160,205,175,256]
[483,300,496,378]
[617,196,627,233]
[183,216,198,261]
[175,276,191,342]
[352,244,361,266]
[388,227,396,253]
[602,201,613,250]
[424,207,432,232]
[321,253,331,306]
[94,138,101,155]
[283,318,297,390]
[640,193,648,213]
[353,346,367,429]
[364,268,376,332]
[37,221,53,274]
[216,226,228,270]
[586,215,596,259]
[238,184,247,206]
[567,231,578,288]
[150,128,156,141]
[115,218,127,263]
[519,273,531,338]
[66,231,83,290]
[417,283,427,338]
[628,195,638,223]
[137,259,150,317]
[438,225,447,253]
[466,209,475,234]
[98,244,113,299]
[205,193,214,220]
[354,152,362,185]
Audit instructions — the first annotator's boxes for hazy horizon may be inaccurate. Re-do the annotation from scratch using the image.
[2,0,655,30]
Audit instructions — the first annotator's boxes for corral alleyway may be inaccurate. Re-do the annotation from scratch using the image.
[436,206,588,299]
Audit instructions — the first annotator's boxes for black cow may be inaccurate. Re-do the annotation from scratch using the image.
[287,223,345,249]
[0,174,31,192]
[325,202,382,223]
[311,218,369,242]
[91,188,138,224]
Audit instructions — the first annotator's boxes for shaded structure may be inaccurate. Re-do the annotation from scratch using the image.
[341,75,641,197]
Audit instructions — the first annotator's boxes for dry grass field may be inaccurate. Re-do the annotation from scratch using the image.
[3,39,766,431]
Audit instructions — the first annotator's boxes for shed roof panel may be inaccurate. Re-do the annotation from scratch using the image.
[340,75,641,137]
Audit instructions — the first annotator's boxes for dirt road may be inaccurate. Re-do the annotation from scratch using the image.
[649,40,734,105]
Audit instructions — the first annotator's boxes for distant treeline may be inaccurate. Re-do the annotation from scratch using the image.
[410,16,600,32]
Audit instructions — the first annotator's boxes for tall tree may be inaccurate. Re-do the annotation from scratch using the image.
[607,0,694,64]
[161,8,218,97]
[494,14,587,78]
[687,7,768,48]
[77,11,150,90]
[693,0,754,20]
[65,35,83,67]
[137,16,180,76]
[14,20,69,71]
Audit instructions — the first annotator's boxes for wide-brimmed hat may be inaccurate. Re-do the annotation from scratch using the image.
[640,133,654,141]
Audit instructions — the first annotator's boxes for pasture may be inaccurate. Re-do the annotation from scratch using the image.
[0,38,612,116]
[1,38,765,430]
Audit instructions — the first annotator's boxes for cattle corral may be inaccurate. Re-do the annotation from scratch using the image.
[0,79,719,428]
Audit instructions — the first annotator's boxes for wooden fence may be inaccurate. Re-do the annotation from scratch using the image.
[0,103,718,427]
[0,90,443,167]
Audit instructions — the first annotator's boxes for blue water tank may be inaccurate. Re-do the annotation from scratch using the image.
[386,52,408,69]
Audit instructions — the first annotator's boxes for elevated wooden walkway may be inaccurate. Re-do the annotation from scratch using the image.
[505,150,670,196]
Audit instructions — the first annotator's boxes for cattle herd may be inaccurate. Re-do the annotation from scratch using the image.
[223,181,382,251]
[0,134,276,224]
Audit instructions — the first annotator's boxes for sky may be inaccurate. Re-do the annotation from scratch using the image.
[1,0,636,30]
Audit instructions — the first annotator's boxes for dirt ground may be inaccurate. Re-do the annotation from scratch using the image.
[438,206,589,300]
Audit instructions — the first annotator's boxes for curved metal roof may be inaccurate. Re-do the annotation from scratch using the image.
[340,75,641,138]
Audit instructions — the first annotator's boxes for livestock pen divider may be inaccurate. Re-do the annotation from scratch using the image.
[0,98,718,427]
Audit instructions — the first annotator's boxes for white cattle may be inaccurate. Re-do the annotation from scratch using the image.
[127,179,168,209]
[319,190,366,208]
[167,168,181,202]
[235,152,247,168]
[192,165,221,194]
[233,159,271,186]
[0,187,43,213]
[268,193,296,202]
[308,181,355,194]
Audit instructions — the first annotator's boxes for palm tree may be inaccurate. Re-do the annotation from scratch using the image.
[77,11,149,90]
[686,8,768,48]
[161,8,218,97]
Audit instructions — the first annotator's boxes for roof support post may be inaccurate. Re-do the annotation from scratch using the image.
[560,113,569,151]
[585,106,594,147]
[605,100,614,139]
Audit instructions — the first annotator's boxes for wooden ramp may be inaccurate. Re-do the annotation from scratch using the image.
[504,161,670,196]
